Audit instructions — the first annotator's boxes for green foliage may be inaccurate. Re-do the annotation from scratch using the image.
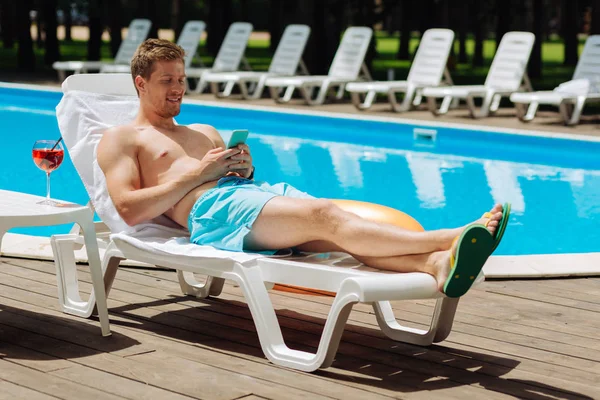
[0,34,584,91]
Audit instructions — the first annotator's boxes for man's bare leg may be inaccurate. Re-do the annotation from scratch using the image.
[245,198,503,258]
[295,237,490,293]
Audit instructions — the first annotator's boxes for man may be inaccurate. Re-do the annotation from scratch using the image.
[98,39,506,297]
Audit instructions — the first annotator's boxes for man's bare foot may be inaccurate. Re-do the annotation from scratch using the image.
[473,203,503,237]
[442,204,503,249]
[427,248,454,293]
[431,224,491,293]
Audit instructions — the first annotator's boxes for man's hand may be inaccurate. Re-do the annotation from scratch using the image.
[198,147,245,181]
[228,144,253,179]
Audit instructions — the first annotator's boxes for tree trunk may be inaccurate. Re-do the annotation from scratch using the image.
[562,0,579,66]
[240,0,249,20]
[42,0,59,65]
[16,0,35,71]
[458,1,469,63]
[356,0,377,71]
[0,0,15,48]
[171,0,182,41]
[64,3,72,41]
[591,0,600,34]
[268,0,285,52]
[397,0,411,60]
[528,0,543,79]
[137,0,158,38]
[35,6,44,47]
[472,0,484,66]
[495,0,510,50]
[206,0,233,56]
[106,0,122,57]
[87,0,103,61]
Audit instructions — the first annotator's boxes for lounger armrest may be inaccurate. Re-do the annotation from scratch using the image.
[339,272,441,303]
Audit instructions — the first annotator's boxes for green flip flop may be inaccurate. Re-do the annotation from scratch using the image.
[490,202,511,253]
[443,224,495,298]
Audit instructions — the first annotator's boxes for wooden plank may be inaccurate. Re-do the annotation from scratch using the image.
[0,379,61,400]
[0,359,126,400]
[0,341,72,372]
[0,290,405,400]
[0,269,584,400]
[104,266,600,368]
[2,260,596,400]
[2,260,596,396]
[101,268,595,396]
[0,264,512,397]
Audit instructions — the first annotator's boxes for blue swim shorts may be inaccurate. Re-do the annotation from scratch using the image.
[188,176,314,254]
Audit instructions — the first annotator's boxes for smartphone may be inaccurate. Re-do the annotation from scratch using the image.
[227,129,249,149]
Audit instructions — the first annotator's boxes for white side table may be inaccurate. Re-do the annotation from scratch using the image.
[0,189,110,336]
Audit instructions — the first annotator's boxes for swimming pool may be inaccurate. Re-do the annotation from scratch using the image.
[2,84,600,256]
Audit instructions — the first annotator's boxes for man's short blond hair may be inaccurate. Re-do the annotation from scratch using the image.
[130,38,186,80]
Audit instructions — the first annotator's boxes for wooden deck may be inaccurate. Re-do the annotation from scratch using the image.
[0,256,598,399]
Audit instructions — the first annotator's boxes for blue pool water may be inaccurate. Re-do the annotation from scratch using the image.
[1,85,600,255]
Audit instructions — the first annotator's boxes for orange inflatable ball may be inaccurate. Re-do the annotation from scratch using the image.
[331,199,424,232]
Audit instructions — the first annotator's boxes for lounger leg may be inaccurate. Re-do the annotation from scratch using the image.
[177,271,225,298]
[413,91,423,107]
[50,233,118,336]
[389,86,416,113]
[303,82,331,105]
[565,97,585,125]
[525,101,539,121]
[373,297,459,346]
[559,102,574,125]
[466,92,492,118]
[350,90,376,110]
[248,76,267,100]
[0,228,6,259]
[237,264,358,371]
[427,96,451,116]
[489,94,502,113]
[515,101,538,122]
[269,86,295,103]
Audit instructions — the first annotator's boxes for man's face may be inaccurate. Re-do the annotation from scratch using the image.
[137,59,186,118]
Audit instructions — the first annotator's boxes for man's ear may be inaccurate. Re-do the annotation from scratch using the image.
[134,75,146,94]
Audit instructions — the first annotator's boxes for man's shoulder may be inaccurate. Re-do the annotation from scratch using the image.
[102,124,139,143]
[187,123,218,135]
[186,123,223,145]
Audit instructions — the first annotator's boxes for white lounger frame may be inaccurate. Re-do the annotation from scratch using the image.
[202,24,311,99]
[186,22,254,94]
[264,27,374,105]
[53,73,461,372]
[422,31,536,118]
[510,35,600,125]
[346,29,456,112]
[52,19,152,80]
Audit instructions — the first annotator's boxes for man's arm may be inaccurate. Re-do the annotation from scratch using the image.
[98,126,210,226]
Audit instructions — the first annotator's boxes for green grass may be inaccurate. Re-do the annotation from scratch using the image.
[0,34,584,90]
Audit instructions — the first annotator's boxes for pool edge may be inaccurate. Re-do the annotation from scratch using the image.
[1,81,600,144]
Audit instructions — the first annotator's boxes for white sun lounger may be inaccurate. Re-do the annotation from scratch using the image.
[264,27,373,105]
[201,24,311,99]
[345,29,455,111]
[510,35,600,125]
[422,31,535,118]
[186,22,254,94]
[176,21,207,69]
[53,73,470,371]
[101,20,207,75]
[52,19,152,81]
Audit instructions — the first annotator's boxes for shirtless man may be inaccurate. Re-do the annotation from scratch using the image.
[98,39,507,297]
